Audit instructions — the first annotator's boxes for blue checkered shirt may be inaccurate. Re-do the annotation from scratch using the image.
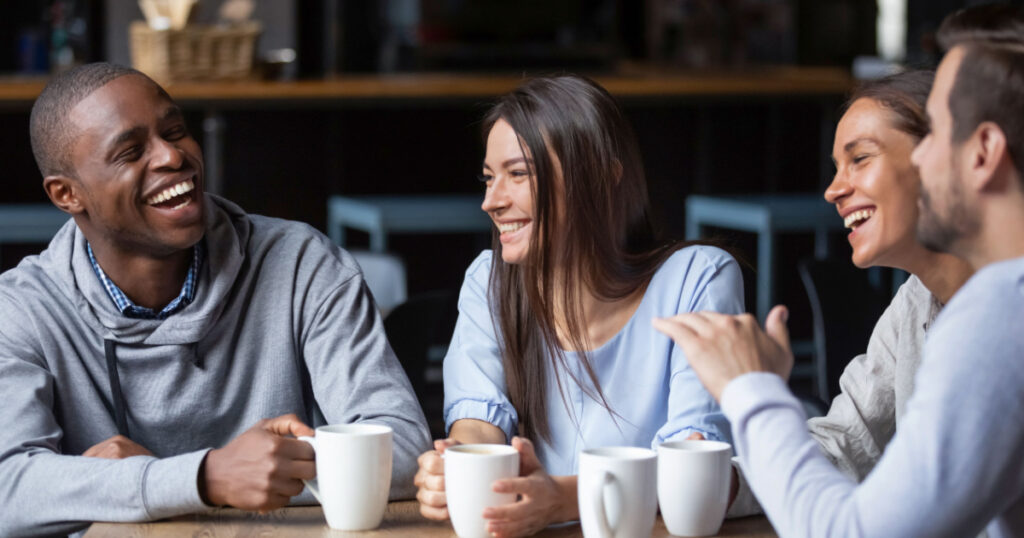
[86,242,202,320]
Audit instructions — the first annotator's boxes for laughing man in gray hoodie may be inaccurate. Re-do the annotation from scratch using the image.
[0,63,431,536]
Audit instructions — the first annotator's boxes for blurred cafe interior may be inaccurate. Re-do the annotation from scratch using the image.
[0,0,1005,436]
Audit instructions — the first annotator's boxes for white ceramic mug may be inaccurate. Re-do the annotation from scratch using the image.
[444,443,520,538]
[578,446,658,538]
[298,423,393,530]
[657,440,732,537]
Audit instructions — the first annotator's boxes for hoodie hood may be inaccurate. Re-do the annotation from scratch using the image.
[39,194,250,346]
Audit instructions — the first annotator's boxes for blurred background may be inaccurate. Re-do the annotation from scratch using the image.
[0,0,1016,435]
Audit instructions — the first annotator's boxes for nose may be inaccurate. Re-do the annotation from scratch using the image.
[824,168,853,204]
[910,138,924,170]
[150,136,185,170]
[481,176,509,214]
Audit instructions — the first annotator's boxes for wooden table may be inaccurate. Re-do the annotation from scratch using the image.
[85,500,775,537]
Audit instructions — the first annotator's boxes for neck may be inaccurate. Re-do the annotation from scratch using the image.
[901,248,973,304]
[90,243,193,310]
[964,198,1024,270]
[550,270,647,351]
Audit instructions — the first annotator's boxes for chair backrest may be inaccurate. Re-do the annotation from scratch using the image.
[798,258,889,402]
[350,250,408,314]
[383,290,459,438]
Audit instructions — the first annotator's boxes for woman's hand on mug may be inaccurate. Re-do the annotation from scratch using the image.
[415,438,459,520]
[483,436,573,538]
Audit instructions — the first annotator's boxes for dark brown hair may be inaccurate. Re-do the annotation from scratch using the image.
[845,70,934,143]
[482,75,688,442]
[937,3,1024,52]
[949,42,1024,171]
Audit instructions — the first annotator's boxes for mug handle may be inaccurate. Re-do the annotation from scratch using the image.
[297,435,323,504]
[590,471,616,538]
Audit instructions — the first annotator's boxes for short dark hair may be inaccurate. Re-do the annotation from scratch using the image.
[845,70,934,143]
[937,3,1024,52]
[949,43,1024,171]
[29,62,150,178]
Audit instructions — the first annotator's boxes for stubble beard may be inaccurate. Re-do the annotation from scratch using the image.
[916,156,979,255]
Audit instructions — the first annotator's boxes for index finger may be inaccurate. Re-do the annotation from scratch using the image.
[652,316,700,344]
[278,437,316,460]
[263,414,316,438]
[418,450,445,474]
[491,476,534,496]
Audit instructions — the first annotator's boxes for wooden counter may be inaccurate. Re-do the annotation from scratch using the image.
[0,67,852,108]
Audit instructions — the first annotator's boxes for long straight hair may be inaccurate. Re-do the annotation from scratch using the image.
[483,75,690,442]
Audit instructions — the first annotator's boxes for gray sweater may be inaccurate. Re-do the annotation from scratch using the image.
[729,275,941,517]
[0,195,431,536]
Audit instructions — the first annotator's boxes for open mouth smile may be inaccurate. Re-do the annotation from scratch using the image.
[497,221,529,234]
[844,208,875,229]
[145,177,196,210]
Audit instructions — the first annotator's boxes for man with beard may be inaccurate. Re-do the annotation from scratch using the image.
[0,63,431,536]
[654,35,1024,538]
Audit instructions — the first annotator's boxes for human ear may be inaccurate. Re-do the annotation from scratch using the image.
[43,176,86,215]
[970,122,1010,193]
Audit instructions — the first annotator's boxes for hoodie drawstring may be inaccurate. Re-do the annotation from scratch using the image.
[104,339,129,437]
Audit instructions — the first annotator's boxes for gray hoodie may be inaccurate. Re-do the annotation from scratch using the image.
[0,195,431,536]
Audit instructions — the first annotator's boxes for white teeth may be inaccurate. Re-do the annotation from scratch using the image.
[146,178,195,206]
[497,221,527,234]
[844,209,875,229]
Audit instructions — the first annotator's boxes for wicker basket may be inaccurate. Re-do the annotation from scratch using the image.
[129,21,261,83]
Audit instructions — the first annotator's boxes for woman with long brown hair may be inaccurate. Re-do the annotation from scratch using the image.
[413,75,744,536]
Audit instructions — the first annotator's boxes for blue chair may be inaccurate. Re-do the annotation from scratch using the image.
[685,194,845,323]
[326,195,491,252]
[0,204,70,266]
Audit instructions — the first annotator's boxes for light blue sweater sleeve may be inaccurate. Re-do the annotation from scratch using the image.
[721,258,1024,538]
[442,251,518,441]
[654,246,744,446]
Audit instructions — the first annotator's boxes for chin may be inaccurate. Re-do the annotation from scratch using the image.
[500,250,526,265]
[850,248,877,269]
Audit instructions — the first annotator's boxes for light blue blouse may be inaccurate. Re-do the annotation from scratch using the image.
[442,246,745,475]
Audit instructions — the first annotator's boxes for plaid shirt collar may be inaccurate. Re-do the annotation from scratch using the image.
[86,242,203,320]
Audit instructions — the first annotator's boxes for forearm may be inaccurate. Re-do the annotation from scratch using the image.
[552,475,579,522]
[449,418,508,444]
[0,449,210,536]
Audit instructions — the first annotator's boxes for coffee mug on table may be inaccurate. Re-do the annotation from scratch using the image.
[578,446,658,538]
[444,443,520,538]
[657,440,732,537]
[298,423,393,530]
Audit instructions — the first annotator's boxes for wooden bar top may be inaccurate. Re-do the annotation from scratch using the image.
[0,67,851,107]
[84,500,777,537]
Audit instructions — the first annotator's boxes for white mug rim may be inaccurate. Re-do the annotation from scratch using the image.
[581,446,656,461]
[444,443,518,458]
[315,424,393,436]
[658,440,732,453]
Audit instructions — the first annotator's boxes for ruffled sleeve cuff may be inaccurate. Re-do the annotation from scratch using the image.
[445,399,517,442]
[653,424,725,446]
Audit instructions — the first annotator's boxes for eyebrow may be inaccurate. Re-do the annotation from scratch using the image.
[163,105,183,121]
[843,137,880,153]
[107,126,147,156]
[482,157,532,170]
[106,105,185,157]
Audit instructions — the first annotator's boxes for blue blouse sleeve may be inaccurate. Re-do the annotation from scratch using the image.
[442,251,518,441]
[654,246,745,446]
